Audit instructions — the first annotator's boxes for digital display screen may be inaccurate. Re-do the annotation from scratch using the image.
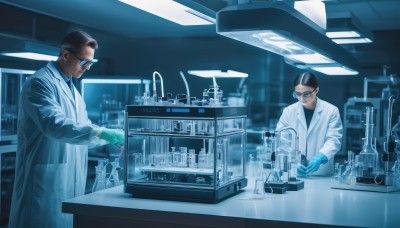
[167,108,190,113]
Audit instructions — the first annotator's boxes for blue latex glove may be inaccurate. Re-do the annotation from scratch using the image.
[305,153,328,175]
[98,128,125,145]
[297,165,307,176]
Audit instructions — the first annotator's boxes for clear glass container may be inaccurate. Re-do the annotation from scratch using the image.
[124,105,247,203]
[358,107,380,176]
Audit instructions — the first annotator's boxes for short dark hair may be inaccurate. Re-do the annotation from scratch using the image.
[293,72,319,89]
[60,30,98,55]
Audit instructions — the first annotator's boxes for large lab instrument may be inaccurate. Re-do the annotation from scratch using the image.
[332,96,400,192]
[343,72,399,154]
[124,105,247,203]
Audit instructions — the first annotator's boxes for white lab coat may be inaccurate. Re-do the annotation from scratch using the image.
[9,62,100,228]
[276,98,343,176]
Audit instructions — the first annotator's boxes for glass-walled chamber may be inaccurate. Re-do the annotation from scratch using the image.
[80,77,151,193]
[125,105,247,203]
[0,68,34,224]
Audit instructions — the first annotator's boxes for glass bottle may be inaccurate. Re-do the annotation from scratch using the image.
[358,107,379,177]
[198,148,206,169]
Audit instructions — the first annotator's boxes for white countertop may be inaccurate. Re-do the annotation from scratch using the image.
[62,177,400,228]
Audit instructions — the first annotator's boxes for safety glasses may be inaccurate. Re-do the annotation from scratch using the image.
[71,53,95,68]
[292,89,316,99]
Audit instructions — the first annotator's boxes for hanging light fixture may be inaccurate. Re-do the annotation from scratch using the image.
[0,39,98,62]
[216,1,359,75]
[326,12,374,44]
[0,40,59,61]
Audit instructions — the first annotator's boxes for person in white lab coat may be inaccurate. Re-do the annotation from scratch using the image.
[9,30,124,228]
[276,72,343,176]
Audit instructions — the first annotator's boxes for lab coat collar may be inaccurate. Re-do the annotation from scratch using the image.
[47,61,75,104]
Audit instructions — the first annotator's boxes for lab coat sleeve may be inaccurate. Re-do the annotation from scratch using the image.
[24,77,99,145]
[319,107,343,160]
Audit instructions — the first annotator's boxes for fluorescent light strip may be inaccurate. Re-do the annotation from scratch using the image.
[286,53,335,64]
[1,52,99,62]
[1,52,58,61]
[188,70,248,78]
[332,38,372,44]
[312,66,358,75]
[118,0,214,26]
[326,31,360,38]
[82,79,143,84]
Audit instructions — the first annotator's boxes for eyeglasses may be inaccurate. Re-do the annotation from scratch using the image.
[292,89,316,99]
[71,53,95,68]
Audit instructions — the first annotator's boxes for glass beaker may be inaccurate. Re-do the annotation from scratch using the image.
[128,153,143,179]
[198,148,207,169]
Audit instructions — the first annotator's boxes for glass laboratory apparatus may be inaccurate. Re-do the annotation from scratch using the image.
[124,105,247,203]
[263,128,304,194]
[332,99,400,192]
[357,106,380,177]
[80,77,151,193]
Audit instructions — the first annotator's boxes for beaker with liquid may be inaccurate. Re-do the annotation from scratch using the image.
[128,153,143,179]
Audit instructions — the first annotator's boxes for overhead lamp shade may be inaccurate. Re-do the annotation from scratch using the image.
[216,2,359,75]
[326,12,374,44]
[0,39,60,61]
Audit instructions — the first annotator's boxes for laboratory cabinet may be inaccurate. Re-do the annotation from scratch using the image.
[0,68,34,224]
[124,105,248,203]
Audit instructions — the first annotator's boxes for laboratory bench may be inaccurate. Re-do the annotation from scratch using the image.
[62,177,400,228]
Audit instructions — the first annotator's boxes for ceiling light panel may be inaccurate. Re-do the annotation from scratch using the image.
[118,0,215,26]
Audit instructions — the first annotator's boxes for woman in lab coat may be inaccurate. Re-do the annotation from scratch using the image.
[276,72,343,176]
[9,30,124,228]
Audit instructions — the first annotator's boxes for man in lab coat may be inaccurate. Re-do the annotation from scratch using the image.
[276,72,343,176]
[9,30,124,228]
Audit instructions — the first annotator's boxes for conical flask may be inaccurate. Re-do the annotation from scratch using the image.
[358,107,379,177]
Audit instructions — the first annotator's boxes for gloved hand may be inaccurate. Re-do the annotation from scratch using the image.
[98,128,125,145]
[297,165,307,176]
[297,154,309,176]
[305,153,328,175]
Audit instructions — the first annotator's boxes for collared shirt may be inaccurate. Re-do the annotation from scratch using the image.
[52,61,74,99]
